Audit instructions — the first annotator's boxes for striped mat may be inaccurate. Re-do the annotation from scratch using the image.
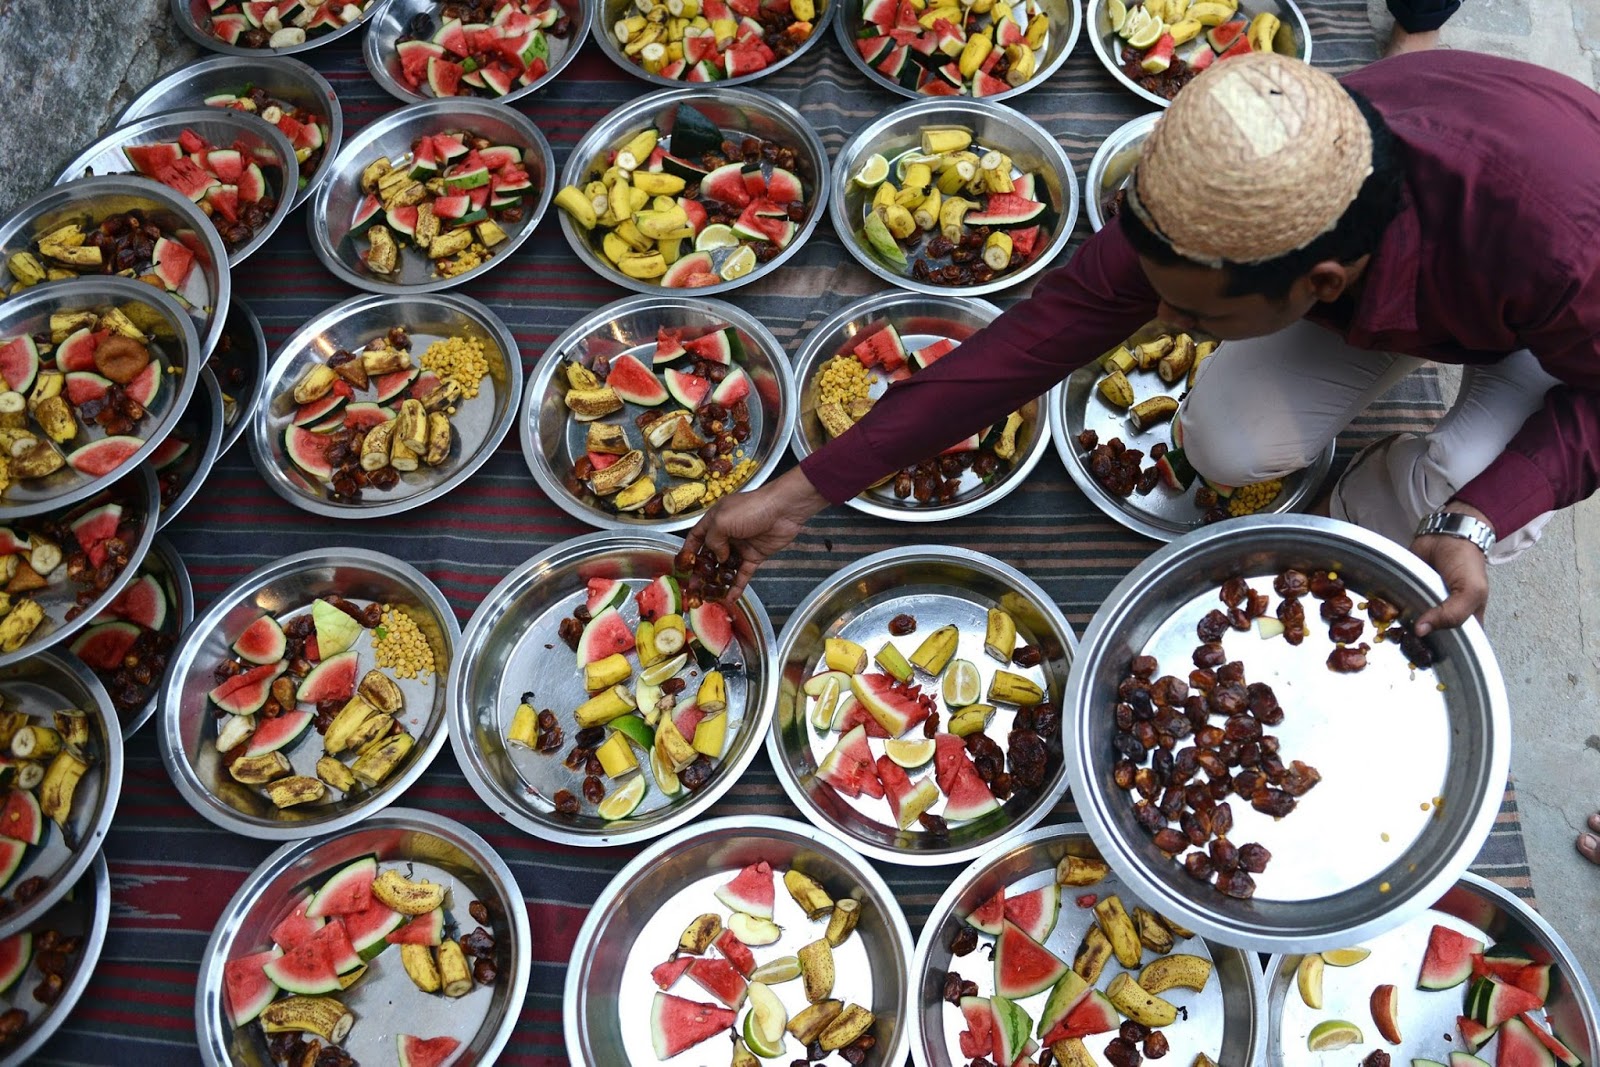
[29,4,1532,1062]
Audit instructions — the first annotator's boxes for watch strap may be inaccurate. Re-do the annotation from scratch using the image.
[1416,510,1497,555]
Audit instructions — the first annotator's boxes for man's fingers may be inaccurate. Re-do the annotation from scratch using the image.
[682,518,708,558]
[1414,590,1477,636]
[724,558,762,604]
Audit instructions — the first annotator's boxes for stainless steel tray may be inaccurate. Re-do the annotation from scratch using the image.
[1066,515,1511,952]
[195,808,530,1067]
[1086,0,1312,109]
[213,298,269,455]
[172,0,378,56]
[367,0,591,104]
[592,0,837,87]
[0,465,160,670]
[308,99,554,294]
[520,294,796,532]
[770,546,1077,865]
[0,175,230,361]
[101,534,196,741]
[156,367,225,531]
[249,292,522,519]
[450,533,777,847]
[789,290,1057,522]
[0,851,111,1067]
[557,87,830,297]
[159,549,459,839]
[564,814,914,1064]
[55,108,299,269]
[0,654,122,942]
[912,824,1268,1066]
[117,54,344,212]
[1266,873,1598,1065]
[1049,329,1334,542]
[829,97,1079,298]
[1085,112,1158,233]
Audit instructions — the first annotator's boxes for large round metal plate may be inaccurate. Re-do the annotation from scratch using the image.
[249,292,522,519]
[171,0,378,56]
[159,549,459,839]
[770,546,1077,865]
[830,97,1078,297]
[565,815,914,1064]
[520,294,796,532]
[557,87,829,297]
[367,0,591,104]
[590,0,837,87]
[450,533,777,847]
[913,824,1268,1066]
[211,298,269,456]
[1066,515,1511,952]
[1085,112,1158,233]
[117,55,343,212]
[156,368,225,531]
[789,290,1056,522]
[308,99,554,294]
[94,534,195,741]
[195,808,530,1067]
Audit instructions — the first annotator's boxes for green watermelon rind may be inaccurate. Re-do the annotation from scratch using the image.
[306,856,378,920]
[634,575,682,622]
[243,708,314,757]
[1002,882,1060,943]
[687,602,734,658]
[223,946,281,1028]
[1498,1016,1560,1067]
[965,886,1006,935]
[989,995,1033,1067]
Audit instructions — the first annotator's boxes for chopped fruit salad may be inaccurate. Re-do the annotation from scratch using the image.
[1109,0,1287,100]
[200,0,372,49]
[643,860,879,1063]
[395,0,576,97]
[222,855,502,1067]
[208,594,431,811]
[609,0,817,82]
[555,102,812,286]
[350,131,527,281]
[0,697,102,900]
[850,127,1052,287]
[103,128,283,255]
[68,557,178,725]
[854,0,1053,95]
[202,86,333,189]
[6,212,212,314]
[558,321,762,520]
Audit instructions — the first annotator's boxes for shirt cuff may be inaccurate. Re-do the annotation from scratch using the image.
[1452,450,1557,537]
[799,443,870,507]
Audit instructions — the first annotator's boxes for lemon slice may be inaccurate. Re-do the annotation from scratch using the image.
[611,715,655,750]
[1128,13,1164,48]
[1306,1020,1363,1051]
[1118,6,1148,39]
[597,775,646,820]
[810,675,842,730]
[1320,947,1372,967]
[719,245,758,281]
[748,956,801,984]
[651,746,682,796]
[852,153,890,187]
[695,223,739,251]
[886,737,936,767]
[641,652,688,686]
[743,983,788,1057]
[943,659,982,708]
[1107,0,1128,32]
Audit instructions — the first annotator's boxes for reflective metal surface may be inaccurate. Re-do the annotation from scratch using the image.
[591,0,836,87]
[214,298,269,455]
[112,535,196,741]
[367,0,591,103]
[156,368,225,531]
[1084,111,1157,233]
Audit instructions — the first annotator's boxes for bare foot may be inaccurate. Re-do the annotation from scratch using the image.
[1576,813,1600,865]
[1386,26,1441,55]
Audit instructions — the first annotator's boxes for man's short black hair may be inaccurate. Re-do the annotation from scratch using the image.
[1119,89,1405,302]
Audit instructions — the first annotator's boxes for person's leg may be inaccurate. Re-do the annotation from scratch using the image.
[1385,0,1456,54]
[1329,349,1561,562]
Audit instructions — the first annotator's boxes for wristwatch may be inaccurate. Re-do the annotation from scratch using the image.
[1416,510,1497,555]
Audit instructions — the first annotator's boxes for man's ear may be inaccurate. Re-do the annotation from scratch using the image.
[1302,259,1360,303]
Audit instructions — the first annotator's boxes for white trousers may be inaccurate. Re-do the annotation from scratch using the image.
[1174,320,1561,563]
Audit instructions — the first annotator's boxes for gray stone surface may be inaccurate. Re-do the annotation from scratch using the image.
[1453,0,1534,36]
[0,0,196,218]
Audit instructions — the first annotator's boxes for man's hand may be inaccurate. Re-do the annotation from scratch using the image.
[683,468,829,602]
[1409,502,1492,636]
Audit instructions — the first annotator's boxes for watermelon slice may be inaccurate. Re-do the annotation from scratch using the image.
[344,900,404,959]
[635,575,682,621]
[208,661,285,715]
[688,602,735,658]
[959,995,994,1059]
[1497,1015,1560,1067]
[69,621,142,672]
[649,992,736,1058]
[994,919,1067,998]
[270,899,325,952]
[396,1035,461,1067]
[686,956,747,1009]
[943,761,1000,822]
[233,615,287,665]
[244,710,314,757]
[990,995,1033,1067]
[296,649,359,704]
[1035,970,1091,1039]
[1517,1014,1585,1067]
[850,673,926,737]
[306,856,376,919]
[816,725,884,799]
[876,755,939,829]
[385,908,445,946]
[966,886,1006,935]
[223,947,282,1027]
[1460,1015,1497,1052]
[714,928,755,977]
[1467,976,1546,1030]
[0,790,41,846]
[575,607,635,668]
[1003,884,1060,943]
[584,578,630,615]
[1473,955,1554,1002]
[607,353,669,406]
[1419,924,1487,990]
[1042,989,1119,1043]
[0,336,39,394]
[66,435,144,477]
[653,327,687,364]
[714,861,773,919]
[653,956,694,990]
[263,925,345,994]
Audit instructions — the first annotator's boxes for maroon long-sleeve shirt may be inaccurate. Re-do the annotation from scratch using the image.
[800,50,1600,538]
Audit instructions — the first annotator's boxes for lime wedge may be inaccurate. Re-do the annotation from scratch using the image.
[1118,6,1148,39]
[1107,0,1128,31]
[943,659,982,708]
[852,153,890,188]
[611,715,655,750]
[1307,1020,1363,1051]
[1320,947,1372,967]
[641,652,688,686]
[748,955,801,984]
[719,245,758,281]
[695,223,739,251]
[886,737,936,768]
[651,746,682,796]
[810,674,841,730]
[597,775,646,820]
[1128,13,1164,48]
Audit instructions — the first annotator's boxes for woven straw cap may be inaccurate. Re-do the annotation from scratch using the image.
[1133,52,1372,265]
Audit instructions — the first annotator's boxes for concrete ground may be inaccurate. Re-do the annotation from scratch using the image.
[1,0,1598,993]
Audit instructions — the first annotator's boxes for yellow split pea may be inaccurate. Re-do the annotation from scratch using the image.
[372,605,435,680]
[420,335,491,399]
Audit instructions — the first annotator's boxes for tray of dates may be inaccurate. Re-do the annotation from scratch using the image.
[832,99,1077,296]
[366,0,586,104]
[1266,873,1596,1065]
[554,90,828,295]
[1066,514,1511,953]
[0,650,122,944]
[158,549,458,839]
[1086,0,1309,108]
[564,815,914,1064]
[309,98,552,293]
[594,0,834,87]
[69,534,193,741]
[118,55,343,211]
[451,534,777,847]
[0,851,109,1067]
[1051,321,1334,542]
[55,109,299,268]
[521,294,795,531]
[789,290,1056,522]
[0,176,229,361]
[770,545,1076,866]
[195,808,529,1067]
[912,824,1268,1067]
[172,0,377,55]
[251,293,521,518]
